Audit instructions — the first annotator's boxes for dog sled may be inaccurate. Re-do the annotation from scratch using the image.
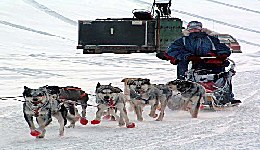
[185,57,240,111]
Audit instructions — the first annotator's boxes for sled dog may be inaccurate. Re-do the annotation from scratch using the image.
[58,86,89,127]
[123,78,168,121]
[91,82,135,128]
[22,86,67,138]
[121,78,141,101]
[166,79,205,118]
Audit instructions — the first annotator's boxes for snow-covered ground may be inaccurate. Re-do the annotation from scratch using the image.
[0,0,259,149]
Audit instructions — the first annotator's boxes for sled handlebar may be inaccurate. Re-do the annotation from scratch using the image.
[199,56,217,59]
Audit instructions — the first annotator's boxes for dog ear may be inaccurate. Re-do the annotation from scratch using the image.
[121,78,126,82]
[113,87,122,93]
[117,87,123,92]
[23,86,31,97]
[127,80,134,85]
[166,81,173,85]
[143,79,150,85]
[40,86,47,92]
[96,82,101,89]
[50,86,61,94]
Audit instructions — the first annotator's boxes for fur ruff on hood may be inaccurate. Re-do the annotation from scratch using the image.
[182,28,218,36]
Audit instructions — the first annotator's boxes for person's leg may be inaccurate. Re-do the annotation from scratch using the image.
[220,70,241,104]
[228,80,241,104]
[177,61,189,79]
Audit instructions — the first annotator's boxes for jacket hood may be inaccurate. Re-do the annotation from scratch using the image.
[182,28,218,36]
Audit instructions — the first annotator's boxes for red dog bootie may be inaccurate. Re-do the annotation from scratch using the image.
[126,122,135,128]
[30,130,41,137]
[91,120,101,125]
[200,104,204,110]
[80,117,88,125]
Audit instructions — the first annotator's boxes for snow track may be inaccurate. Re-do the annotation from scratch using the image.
[0,20,74,41]
[205,0,260,14]
[0,20,56,37]
[23,0,77,26]
[171,9,260,34]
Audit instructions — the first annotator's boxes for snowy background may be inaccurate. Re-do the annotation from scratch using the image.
[0,0,259,149]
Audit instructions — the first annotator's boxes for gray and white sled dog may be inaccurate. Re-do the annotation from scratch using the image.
[123,78,168,121]
[91,82,135,128]
[166,79,205,118]
[43,85,89,128]
[22,86,67,138]
[58,86,89,127]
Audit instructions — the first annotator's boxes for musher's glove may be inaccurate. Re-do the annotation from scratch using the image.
[170,59,179,65]
[156,52,168,60]
[163,53,179,65]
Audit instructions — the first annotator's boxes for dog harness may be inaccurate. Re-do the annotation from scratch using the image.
[131,88,158,104]
[97,96,117,108]
[141,97,151,104]
[25,100,50,117]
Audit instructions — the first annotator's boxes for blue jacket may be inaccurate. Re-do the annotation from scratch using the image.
[167,32,231,61]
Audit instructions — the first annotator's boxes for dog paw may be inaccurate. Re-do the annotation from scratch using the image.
[155,118,162,121]
[59,133,64,136]
[119,122,125,126]
[80,117,88,125]
[137,118,143,121]
[67,123,75,128]
[126,122,135,128]
[91,120,101,125]
[149,114,158,118]
[30,130,41,137]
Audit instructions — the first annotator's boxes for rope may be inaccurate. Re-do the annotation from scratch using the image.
[58,98,98,107]
[0,96,24,101]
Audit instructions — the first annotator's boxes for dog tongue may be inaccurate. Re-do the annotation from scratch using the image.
[30,130,41,137]
[80,118,88,125]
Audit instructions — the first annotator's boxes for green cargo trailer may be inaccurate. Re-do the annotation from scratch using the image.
[77,17,183,54]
